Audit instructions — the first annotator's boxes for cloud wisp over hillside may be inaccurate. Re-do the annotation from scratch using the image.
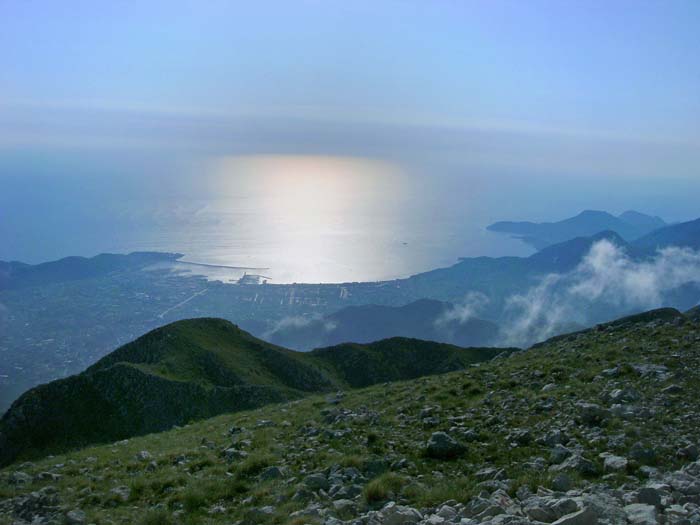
[500,239,700,346]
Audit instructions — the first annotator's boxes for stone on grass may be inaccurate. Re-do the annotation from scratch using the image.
[624,503,658,525]
[425,432,466,459]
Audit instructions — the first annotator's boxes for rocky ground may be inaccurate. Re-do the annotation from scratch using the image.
[1,310,700,525]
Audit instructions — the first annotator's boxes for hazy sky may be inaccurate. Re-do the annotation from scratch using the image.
[1,1,700,266]
[2,1,699,157]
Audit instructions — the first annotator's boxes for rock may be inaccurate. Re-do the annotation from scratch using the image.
[435,504,457,520]
[332,499,356,513]
[332,484,362,500]
[576,402,609,426]
[635,487,662,508]
[110,486,131,502]
[632,364,670,380]
[542,383,557,392]
[516,485,533,501]
[377,502,422,525]
[683,460,700,477]
[661,384,682,395]
[222,447,248,462]
[462,429,480,442]
[524,499,558,522]
[304,473,330,491]
[608,388,639,403]
[677,444,699,461]
[552,473,573,492]
[425,432,466,459]
[249,505,275,519]
[8,471,32,485]
[601,453,628,472]
[135,450,152,461]
[553,499,579,516]
[66,509,87,524]
[364,458,389,477]
[424,514,445,525]
[260,466,287,480]
[551,454,599,476]
[638,466,659,479]
[208,504,226,514]
[666,471,700,495]
[550,444,573,464]
[542,429,568,447]
[550,507,596,525]
[624,503,658,525]
[508,428,532,445]
[630,442,657,464]
[35,471,61,481]
[475,467,505,481]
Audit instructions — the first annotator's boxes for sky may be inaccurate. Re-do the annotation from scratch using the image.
[2,1,699,154]
[1,0,700,266]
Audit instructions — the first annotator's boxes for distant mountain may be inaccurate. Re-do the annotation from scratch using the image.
[487,210,665,250]
[527,230,628,272]
[0,318,510,466]
[687,305,700,321]
[0,251,182,291]
[266,299,499,351]
[631,217,700,254]
[390,218,700,322]
[618,210,666,230]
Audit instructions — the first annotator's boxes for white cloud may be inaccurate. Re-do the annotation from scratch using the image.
[264,314,337,339]
[500,240,700,347]
[435,292,490,327]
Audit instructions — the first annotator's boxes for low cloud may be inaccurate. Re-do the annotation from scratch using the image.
[264,314,337,339]
[499,240,700,347]
[435,292,490,327]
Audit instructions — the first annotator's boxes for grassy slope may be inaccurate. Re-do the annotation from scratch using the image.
[1,310,698,525]
[0,319,507,466]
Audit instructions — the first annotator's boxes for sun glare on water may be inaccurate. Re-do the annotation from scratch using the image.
[208,155,406,282]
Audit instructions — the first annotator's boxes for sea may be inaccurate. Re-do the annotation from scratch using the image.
[2,153,695,284]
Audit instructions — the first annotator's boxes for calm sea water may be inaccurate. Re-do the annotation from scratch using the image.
[4,154,695,283]
[1,156,538,283]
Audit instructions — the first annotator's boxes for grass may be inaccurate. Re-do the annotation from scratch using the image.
[235,452,275,478]
[139,509,171,525]
[1,315,699,525]
[363,473,406,504]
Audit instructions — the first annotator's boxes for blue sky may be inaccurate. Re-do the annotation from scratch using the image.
[2,0,699,148]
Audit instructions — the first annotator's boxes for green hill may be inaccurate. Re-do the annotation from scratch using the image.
[0,319,509,466]
[1,308,699,525]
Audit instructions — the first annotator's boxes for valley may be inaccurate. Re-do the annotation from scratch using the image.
[2,215,699,413]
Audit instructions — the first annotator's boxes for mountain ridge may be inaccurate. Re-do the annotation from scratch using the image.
[487,209,666,250]
[0,319,511,466]
[266,299,499,351]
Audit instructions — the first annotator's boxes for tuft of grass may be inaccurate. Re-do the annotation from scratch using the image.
[139,508,171,525]
[406,477,476,507]
[236,452,275,478]
[182,489,207,513]
[339,454,366,469]
[363,472,405,504]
